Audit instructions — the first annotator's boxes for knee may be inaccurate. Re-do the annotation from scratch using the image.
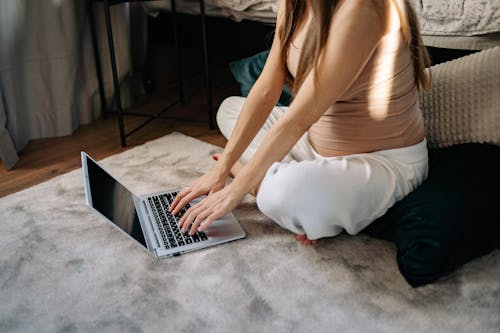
[256,172,304,235]
[257,162,340,237]
[256,162,308,224]
[216,96,246,137]
[256,161,351,239]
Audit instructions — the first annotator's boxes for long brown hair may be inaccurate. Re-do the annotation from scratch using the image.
[278,0,431,94]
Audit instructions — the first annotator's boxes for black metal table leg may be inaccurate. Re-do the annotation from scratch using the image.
[87,0,108,119]
[88,0,210,146]
[199,0,215,129]
[171,0,185,104]
[103,0,127,147]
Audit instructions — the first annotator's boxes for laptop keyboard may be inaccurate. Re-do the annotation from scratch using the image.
[148,192,208,249]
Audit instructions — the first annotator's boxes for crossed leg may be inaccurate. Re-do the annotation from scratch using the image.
[213,154,316,245]
[216,97,318,245]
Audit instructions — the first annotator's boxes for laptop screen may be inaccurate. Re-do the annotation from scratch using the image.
[85,155,147,248]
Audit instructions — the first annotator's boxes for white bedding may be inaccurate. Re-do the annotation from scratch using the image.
[142,0,279,23]
[143,0,500,49]
[409,0,500,50]
[409,0,500,36]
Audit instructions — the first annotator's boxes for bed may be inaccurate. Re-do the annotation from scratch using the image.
[142,0,500,50]
[141,0,279,24]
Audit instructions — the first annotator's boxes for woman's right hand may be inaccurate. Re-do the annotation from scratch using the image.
[169,165,228,216]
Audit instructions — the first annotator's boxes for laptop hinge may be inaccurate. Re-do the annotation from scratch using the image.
[139,199,161,249]
[153,247,162,260]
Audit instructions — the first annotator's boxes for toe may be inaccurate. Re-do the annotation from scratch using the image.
[296,234,307,241]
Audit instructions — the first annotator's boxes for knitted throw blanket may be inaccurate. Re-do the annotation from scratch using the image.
[420,46,500,149]
[408,0,500,36]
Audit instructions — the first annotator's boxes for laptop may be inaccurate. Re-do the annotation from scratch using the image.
[81,152,246,259]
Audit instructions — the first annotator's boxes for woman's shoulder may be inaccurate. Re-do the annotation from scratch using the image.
[333,0,391,33]
[335,0,389,19]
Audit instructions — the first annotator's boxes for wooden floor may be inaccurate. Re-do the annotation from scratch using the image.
[0,70,237,198]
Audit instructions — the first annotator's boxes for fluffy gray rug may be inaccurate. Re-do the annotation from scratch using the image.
[1,132,499,333]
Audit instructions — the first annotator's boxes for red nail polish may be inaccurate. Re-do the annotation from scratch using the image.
[212,154,218,161]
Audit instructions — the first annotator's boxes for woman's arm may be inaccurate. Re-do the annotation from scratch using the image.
[214,16,288,181]
[178,0,389,235]
[170,0,288,214]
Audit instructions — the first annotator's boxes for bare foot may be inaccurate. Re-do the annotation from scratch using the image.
[213,154,258,196]
[295,234,317,245]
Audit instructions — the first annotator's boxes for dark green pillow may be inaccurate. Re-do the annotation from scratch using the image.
[365,143,500,287]
[229,50,292,106]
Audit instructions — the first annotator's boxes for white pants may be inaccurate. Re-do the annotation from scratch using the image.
[217,96,429,240]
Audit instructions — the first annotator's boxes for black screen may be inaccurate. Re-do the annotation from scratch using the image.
[86,156,147,248]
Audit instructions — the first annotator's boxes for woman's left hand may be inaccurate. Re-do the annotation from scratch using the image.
[178,184,245,235]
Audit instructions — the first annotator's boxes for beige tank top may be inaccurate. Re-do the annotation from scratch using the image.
[288,13,426,156]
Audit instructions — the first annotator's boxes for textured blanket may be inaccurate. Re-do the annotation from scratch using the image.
[144,0,500,35]
[142,0,279,23]
[1,132,499,333]
[409,0,500,36]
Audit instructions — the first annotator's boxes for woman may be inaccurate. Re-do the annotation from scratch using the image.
[170,0,431,245]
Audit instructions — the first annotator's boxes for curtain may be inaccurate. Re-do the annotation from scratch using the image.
[0,0,145,170]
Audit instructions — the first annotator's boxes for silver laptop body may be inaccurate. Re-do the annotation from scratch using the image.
[81,152,246,259]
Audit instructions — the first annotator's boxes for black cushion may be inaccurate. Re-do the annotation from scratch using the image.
[365,143,500,287]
